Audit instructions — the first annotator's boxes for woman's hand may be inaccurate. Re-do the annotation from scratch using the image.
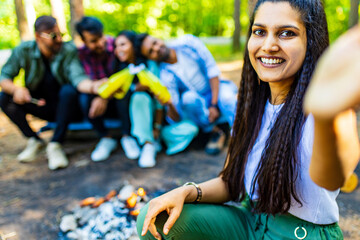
[141,186,195,239]
[304,25,360,119]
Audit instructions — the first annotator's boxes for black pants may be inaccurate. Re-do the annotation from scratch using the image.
[0,84,81,143]
[78,91,131,137]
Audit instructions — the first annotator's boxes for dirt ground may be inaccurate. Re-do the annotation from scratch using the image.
[0,61,359,240]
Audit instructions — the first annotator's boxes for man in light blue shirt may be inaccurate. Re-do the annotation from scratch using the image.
[140,34,238,154]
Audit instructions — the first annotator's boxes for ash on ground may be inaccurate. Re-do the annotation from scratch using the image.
[58,184,164,240]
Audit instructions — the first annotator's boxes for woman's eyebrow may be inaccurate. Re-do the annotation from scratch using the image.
[253,23,300,31]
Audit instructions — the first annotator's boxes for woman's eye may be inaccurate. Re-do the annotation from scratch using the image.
[280,31,296,37]
[253,29,265,36]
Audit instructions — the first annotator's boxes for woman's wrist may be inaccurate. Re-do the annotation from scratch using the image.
[182,182,202,203]
[180,185,197,203]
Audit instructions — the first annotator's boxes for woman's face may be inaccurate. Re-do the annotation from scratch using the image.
[248,2,307,85]
[114,35,135,63]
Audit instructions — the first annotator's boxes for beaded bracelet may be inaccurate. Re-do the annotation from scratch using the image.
[183,182,202,203]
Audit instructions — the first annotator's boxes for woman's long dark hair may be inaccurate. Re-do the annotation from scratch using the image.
[220,0,329,215]
[113,30,147,72]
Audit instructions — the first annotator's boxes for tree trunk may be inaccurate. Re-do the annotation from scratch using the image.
[248,0,257,16]
[349,0,359,28]
[24,0,35,39]
[14,0,32,41]
[69,0,84,46]
[50,0,68,34]
[232,0,241,52]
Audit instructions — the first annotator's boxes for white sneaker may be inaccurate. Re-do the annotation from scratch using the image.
[120,136,140,159]
[17,137,45,162]
[46,142,69,170]
[91,137,117,162]
[138,143,156,168]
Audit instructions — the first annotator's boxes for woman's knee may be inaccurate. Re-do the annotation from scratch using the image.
[181,91,201,107]
[136,203,159,240]
[131,92,152,109]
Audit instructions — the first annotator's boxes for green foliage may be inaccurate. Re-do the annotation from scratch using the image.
[0,0,359,49]
[85,0,238,39]
[0,0,20,49]
[324,0,352,43]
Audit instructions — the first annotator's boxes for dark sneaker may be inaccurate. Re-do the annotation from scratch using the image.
[205,130,226,155]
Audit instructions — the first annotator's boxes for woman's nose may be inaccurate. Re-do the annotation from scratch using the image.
[262,35,279,52]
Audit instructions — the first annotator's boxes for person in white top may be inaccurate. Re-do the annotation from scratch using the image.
[136,0,344,239]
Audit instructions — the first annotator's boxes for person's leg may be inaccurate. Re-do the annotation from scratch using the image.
[161,120,199,155]
[47,84,80,170]
[0,92,53,162]
[137,203,257,240]
[78,93,118,162]
[0,92,43,139]
[116,91,141,160]
[78,93,110,138]
[181,90,213,133]
[51,84,80,143]
[130,92,154,145]
[130,92,157,168]
[217,80,238,128]
[115,91,132,136]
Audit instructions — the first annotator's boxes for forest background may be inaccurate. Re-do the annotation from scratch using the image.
[1,0,359,58]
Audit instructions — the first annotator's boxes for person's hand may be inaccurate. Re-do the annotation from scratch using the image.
[153,93,171,106]
[141,187,188,239]
[89,97,108,118]
[91,78,108,95]
[167,103,180,122]
[30,98,46,107]
[13,87,31,105]
[304,25,360,119]
[208,106,220,123]
[135,83,150,92]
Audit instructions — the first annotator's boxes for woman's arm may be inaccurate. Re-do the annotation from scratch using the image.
[309,111,359,190]
[304,25,360,190]
[141,177,230,239]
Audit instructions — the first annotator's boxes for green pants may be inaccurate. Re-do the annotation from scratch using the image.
[136,199,343,240]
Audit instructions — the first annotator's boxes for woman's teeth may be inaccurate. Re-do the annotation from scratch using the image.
[260,58,284,64]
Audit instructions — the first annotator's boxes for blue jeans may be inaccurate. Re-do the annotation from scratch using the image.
[181,80,238,132]
[0,84,81,143]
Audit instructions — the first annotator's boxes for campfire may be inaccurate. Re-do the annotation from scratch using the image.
[58,184,151,240]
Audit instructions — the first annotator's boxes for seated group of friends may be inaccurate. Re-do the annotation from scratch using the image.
[0,15,238,170]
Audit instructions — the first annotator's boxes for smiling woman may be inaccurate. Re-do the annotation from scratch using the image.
[136,0,344,239]
[248,2,307,105]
